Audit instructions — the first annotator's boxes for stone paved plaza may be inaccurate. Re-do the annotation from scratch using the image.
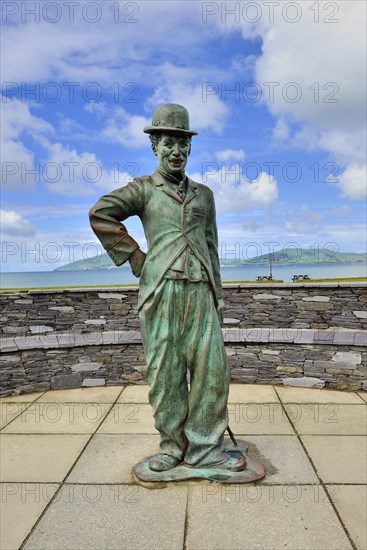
[1,384,366,549]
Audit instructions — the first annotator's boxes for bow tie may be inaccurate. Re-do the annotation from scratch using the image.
[158,168,186,199]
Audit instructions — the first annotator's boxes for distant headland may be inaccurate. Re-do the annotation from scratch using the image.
[55,249,367,271]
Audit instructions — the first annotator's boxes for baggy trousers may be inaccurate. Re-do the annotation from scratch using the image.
[139,278,230,467]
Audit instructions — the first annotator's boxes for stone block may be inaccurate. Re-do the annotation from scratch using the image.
[15,382,50,393]
[3,326,27,334]
[276,366,303,373]
[253,293,282,300]
[281,377,325,388]
[29,325,54,333]
[71,362,102,373]
[302,295,330,302]
[251,314,269,321]
[314,360,349,370]
[49,306,75,313]
[51,374,83,390]
[354,332,367,346]
[82,378,106,387]
[332,351,361,366]
[0,354,21,363]
[333,332,356,345]
[109,304,130,314]
[259,354,280,363]
[313,332,334,343]
[337,379,362,391]
[294,331,315,344]
[298,302,332,311]
[353,310,367,319]
[223,318,240,325]
[326,368,358,375]
[122,372,143,382]
[97,293,128,299]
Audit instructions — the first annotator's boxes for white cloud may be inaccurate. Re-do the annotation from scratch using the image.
[252,2,366,130]
[272,119,289,142]
[98,106,151,149]
[0,98,136,196]
[39,138,135,196]
[190,166,278,214]
[0,210,36,237]
[285,204,325,235]
[1,2,209,84]
[212,1,366,200]
[147,83,229,134]
[1,97,53,190]
[243,219,262,231]
[329,165,367,200]
[216,149,246,162]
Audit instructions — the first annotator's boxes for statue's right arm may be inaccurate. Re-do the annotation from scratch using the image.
[89,179,145,268]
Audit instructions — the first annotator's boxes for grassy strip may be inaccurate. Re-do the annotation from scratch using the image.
[1,277,365,292]
[222,280,284,284]
[0,284,139,292]
[298,277,366,283]
[0,280,284,292]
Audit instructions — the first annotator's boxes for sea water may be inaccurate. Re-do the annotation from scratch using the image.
[1,263,366,289]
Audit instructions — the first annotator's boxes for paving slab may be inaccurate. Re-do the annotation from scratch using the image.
[23,484,187,550]
[301,436,367,484]
[186,484,352,550]
[67,434,160,484]
[283,404,367,435]
[228,384,280,403]
[358,391,367,403]
[0,402,29,429]
[228,403,294,435]
[67,434,317,486]
[243,435,318,484]
[0,482,59,550]
[0,392,44,402]
[326,485,367,550]
[117,385,150,403]
[0,434,90,482]
[277,386,365,404]
[97,403,156,434]
[37,387,123,403]
[1,403,112,434]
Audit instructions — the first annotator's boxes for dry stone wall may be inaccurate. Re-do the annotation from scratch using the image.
[1,284,366,396]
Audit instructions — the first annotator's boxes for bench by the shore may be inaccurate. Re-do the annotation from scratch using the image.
[292,275,311,282]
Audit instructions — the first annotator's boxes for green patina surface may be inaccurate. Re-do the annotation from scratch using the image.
[89,104,247,477]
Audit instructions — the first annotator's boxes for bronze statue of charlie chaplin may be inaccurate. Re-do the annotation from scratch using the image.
[90,104,261,481]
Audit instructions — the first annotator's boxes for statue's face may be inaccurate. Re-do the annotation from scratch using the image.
[155,133,191,176]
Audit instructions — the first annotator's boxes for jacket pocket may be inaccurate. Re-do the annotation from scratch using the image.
[191,206,205,217]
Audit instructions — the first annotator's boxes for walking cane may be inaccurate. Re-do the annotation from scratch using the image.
[226,425,238,446]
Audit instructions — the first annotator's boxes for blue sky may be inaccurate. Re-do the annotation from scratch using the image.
[1,0,366,272]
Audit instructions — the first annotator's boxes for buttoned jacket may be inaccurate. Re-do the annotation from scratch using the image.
[89,169,222,310]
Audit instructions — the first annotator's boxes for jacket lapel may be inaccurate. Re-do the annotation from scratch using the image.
[150,170,197,205]
[184,178,197,205]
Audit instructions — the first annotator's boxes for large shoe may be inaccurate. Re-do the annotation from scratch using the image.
[186,454,246,472]
[214,455,247,472]
[149,454,181,472]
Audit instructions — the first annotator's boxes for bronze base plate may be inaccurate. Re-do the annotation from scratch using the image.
[134,440,265,484]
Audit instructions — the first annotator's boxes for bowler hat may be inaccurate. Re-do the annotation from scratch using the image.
[143,103,198,136]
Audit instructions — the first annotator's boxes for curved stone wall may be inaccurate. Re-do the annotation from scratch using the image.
[1,283,366,396]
